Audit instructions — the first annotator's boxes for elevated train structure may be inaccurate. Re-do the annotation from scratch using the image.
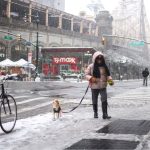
[0,0,108,61]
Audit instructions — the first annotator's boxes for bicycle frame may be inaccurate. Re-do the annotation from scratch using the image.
[0,83,11,115]
[1,83,7,98]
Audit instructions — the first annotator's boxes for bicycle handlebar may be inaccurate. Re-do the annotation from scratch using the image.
[0,76,8,84]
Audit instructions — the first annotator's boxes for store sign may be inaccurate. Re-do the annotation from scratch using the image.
[53,57,77,64]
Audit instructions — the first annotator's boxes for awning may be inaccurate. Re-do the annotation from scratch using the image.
[0,58,35,69]
[0,58,16,67]
[14,59,28,66]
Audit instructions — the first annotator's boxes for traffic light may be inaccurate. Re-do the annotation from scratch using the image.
[16,34,21,41]
[101,37,105,45]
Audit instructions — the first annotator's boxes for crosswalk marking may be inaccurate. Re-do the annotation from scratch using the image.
[11,86,150,119]
[14,96,30,99]
[110,97,150,100]
[17,97,46,105]
[17,98,67,114]
[110,97,150,99]
[17,101,52,113]
[109,87,150,104]
[110,95,150,98]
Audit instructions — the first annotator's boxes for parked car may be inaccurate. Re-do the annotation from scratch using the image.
[61,71,85,79]
[2,74,23,81]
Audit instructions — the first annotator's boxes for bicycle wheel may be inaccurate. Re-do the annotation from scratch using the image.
[0,95,17,133]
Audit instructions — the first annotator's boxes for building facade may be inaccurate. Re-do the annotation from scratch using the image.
[0,0,114,76]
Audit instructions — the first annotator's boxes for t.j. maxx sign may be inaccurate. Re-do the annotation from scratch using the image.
[53,57,77,64]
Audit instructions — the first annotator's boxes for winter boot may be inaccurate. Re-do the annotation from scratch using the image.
[93,104,98,118]
[102,101,111,119]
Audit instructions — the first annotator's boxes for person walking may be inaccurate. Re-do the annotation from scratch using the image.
[85,51,114,119]
[142,68,149,86]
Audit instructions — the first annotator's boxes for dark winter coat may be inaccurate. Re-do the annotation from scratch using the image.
[142,69,149,77]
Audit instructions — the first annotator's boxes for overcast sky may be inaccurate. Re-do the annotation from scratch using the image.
[65,0,150,22]
[65,0,119,15]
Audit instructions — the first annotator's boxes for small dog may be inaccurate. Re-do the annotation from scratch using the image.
[52,99,62,120]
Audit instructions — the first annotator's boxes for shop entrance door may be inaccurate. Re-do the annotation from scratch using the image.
[60,65,69,74]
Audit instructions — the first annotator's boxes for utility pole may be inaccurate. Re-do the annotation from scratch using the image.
[35,12,39,75]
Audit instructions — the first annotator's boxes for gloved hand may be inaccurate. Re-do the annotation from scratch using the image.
[90,77,97,83]
[107,79,114,86]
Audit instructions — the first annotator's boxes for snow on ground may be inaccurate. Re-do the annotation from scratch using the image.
[1,86,150,150]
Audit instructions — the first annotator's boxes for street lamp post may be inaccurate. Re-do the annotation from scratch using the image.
[23,12,39,75]
[35,12,39,76]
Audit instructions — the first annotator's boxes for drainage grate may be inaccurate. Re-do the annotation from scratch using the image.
[66,139,139,149]
[97,119,150,135]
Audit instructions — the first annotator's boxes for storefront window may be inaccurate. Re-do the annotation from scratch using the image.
[0,0,7,17]
[0,43,6,61]
[60,65,69,72]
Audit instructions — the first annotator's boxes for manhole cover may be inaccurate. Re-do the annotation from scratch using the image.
[97,119,150,135]
[66,139,139,149]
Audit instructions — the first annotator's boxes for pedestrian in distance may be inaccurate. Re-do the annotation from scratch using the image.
[120,75,123,81]
[85,51,114,119]
[142,68,149,86]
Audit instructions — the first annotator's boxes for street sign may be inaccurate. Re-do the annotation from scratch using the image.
[3,35,13,41]
[129,41,144,47]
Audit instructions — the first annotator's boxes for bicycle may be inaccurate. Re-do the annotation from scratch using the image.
[0,79,17,133]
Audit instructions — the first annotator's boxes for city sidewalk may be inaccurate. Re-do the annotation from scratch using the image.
[1,85,150,150]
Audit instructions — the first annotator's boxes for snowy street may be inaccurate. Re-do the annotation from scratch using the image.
[1,80,150,150]
[1,0,150,149]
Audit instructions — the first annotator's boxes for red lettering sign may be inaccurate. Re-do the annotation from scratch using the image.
[42,64,49,75]
[53,57,77,64]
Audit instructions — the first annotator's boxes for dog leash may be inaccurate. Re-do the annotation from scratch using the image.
[62,84,89,113]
